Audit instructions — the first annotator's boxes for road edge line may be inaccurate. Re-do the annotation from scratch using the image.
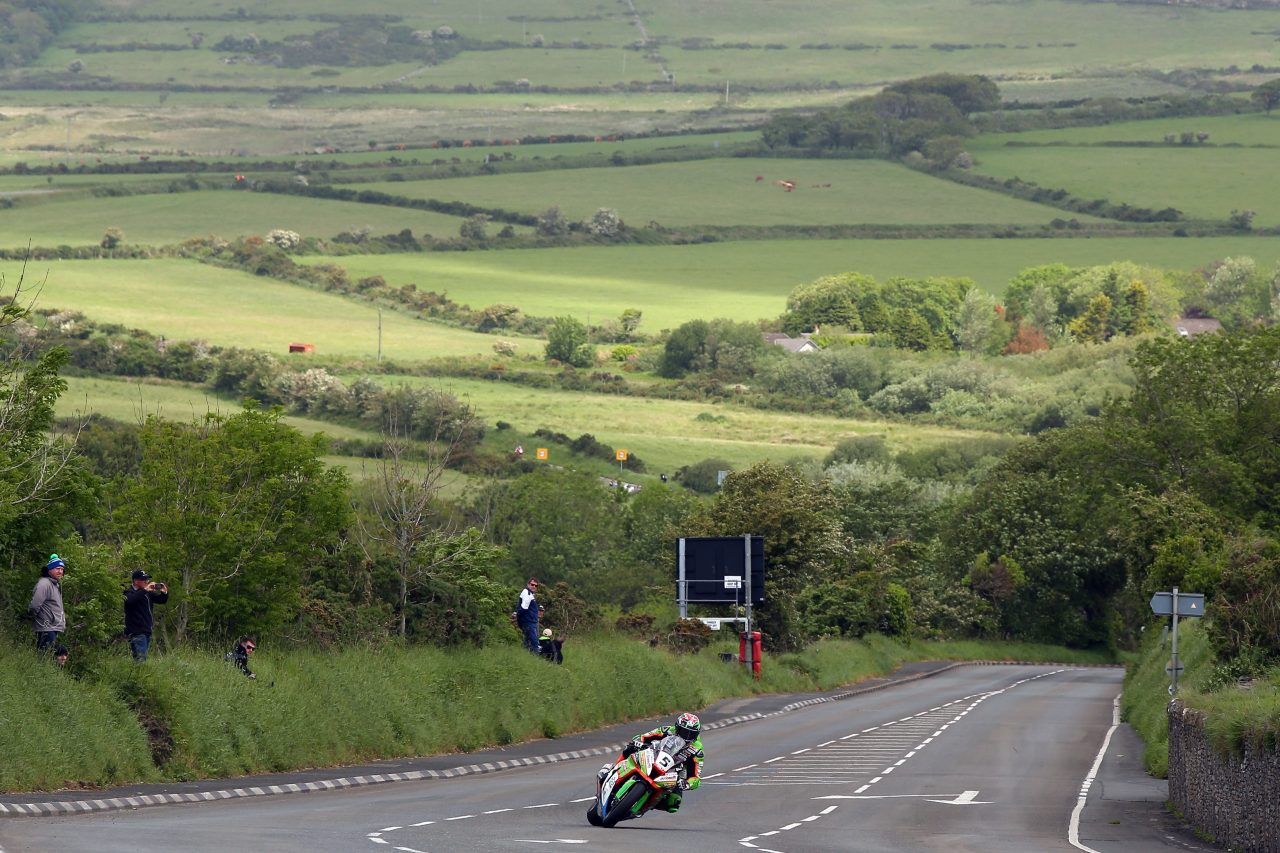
[1068,693,1122,853]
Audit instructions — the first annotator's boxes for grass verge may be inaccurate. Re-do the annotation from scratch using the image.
[1122,620,1280,777]
[2,633,1115,793]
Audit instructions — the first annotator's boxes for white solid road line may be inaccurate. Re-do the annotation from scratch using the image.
[1068,693,1122,853]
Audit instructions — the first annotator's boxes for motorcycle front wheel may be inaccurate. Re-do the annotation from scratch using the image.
[601,782,649,828]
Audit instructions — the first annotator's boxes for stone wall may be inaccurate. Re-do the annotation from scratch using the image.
[1167,700,1280,853]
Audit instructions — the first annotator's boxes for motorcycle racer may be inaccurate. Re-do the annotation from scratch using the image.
[606,712,704,813]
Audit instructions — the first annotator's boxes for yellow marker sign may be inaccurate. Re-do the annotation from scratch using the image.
[536,448,548,460]
[616,449,628,461]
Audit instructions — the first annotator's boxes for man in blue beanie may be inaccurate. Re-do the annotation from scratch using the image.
[29,555,67,652]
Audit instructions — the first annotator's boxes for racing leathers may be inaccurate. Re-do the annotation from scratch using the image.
[619,724,704,813]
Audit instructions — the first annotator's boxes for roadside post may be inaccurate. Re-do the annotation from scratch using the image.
[1150,587,1206,696]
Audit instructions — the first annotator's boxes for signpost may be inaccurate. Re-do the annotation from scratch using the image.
[677,536,765,676]
[1150,587,1205,696]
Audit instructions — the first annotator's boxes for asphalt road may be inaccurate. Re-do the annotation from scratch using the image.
[0,665,1213,853]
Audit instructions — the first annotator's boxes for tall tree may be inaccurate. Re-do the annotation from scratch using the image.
[112,408,350,643]
[0,274,97,631]
[358,403,491,638]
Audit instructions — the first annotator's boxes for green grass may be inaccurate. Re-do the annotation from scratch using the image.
[0,189,517,247]
[4,258,529,359]
[347,158,1086,227]
[313,236,1280,332]
[4,1,1279,158]
[968,145,1280,226]
[56,375,374,441]
[972,113,1280,150]
[0,646,156,790]
[1122,619,1280,776]
[1,631,1114,791]
[360,373,997,475]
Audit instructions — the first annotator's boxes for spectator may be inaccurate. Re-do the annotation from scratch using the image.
[539,627,564,665]
[29,555,67,652]
[123,570,168,662]
[54,646,69,667]
[226,637,257,679]
[511,577,541,654]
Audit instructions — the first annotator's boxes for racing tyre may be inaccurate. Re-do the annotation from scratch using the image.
[602,782,649,828]
[586,804,603,826]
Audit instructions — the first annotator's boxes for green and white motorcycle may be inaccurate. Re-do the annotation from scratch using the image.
[586,733,690,828]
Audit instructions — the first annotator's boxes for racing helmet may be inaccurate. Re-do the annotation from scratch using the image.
[675,712,701,741]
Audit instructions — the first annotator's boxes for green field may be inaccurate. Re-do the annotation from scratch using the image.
[2,0,1278,158]
[967,146,1280,226]
[19,0,1280,94]
[4,258,527,358]
[56,375,371,440]
[347,158,1089,227]
[341,375,997,474]
[313,236,1280,331]
[972,113,1280,149]
[0,189,520,247]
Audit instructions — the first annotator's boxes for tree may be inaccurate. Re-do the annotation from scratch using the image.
[1251,79,1280,114]
[111,407,351,643]
[783,273,874,334]
[100,227,123,250]
[887,73,1000,116]
[681,462,846,650]
[459,214,489,241]
[659,319,709,377]
[584,208,623,238]
[358,402,493,639]
[544,315,592,367]
[1069,293,1112,343]
[479,469,624,592]
[535,206,569,237]
[1206,256,1267,330]
[1025,283,1059,336]
[0,275,97,634]
[956,288,998,354]
[618,308,643,339]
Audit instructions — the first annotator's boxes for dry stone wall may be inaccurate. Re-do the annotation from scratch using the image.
[1167,700,1280,853]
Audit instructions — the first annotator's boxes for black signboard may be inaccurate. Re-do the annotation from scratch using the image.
[677,536,765,605]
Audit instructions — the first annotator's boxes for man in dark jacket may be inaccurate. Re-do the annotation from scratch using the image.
[123,570,168,662]
[226,637,257,679]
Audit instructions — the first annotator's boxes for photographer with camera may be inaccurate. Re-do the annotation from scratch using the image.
[123,570,168,662]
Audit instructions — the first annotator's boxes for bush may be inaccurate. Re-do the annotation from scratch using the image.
[664,617,713,653]
[677,458,732,493]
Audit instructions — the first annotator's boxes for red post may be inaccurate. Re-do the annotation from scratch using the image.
[739,631,748,666]
[750,631,762,678]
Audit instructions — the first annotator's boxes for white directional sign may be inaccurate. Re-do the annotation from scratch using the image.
[724,575,743,589]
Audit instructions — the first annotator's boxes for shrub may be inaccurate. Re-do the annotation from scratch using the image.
[664,618,713,653]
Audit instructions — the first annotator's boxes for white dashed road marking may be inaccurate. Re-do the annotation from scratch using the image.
[736,670,1064,850]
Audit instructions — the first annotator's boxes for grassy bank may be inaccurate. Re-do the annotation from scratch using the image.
[1122,620,1280,777]
[2,634,1114,793]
